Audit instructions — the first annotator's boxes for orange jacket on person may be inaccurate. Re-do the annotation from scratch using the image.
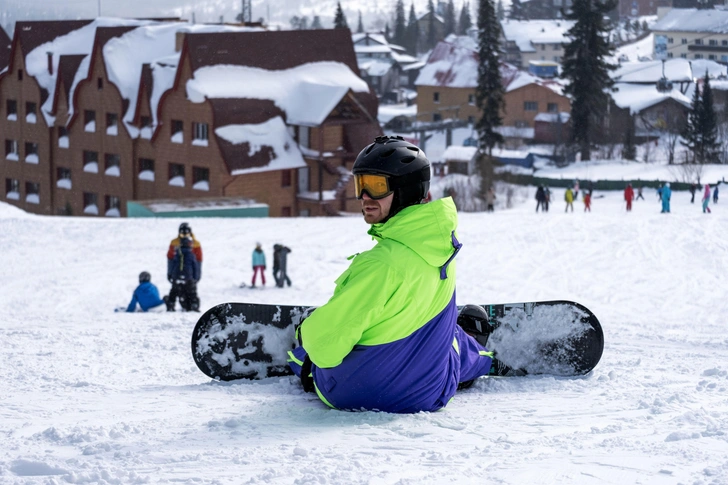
[167,235,203,263]
[624,185,634,201]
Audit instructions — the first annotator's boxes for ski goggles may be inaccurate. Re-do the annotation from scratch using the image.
[354,173,393,200]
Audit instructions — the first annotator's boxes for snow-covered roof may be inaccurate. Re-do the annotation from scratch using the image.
[442,145,477,161]
[415,37,478,88]
[534,112,570,122]
[24,18,156,126]
[358,58,393,77]
[500,20,575,53]
[352,32,388,46]
[652,8,728,33]
[355,45,391,54]
[215,117,307,176]
[186,62,370,126]
[611,82,692,114]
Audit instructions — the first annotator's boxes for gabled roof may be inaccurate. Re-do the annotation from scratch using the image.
[0,26,11,72]
[14,20,94,58]
[611,82,692,114]
[185,29,360,75]
[52,54,86,115]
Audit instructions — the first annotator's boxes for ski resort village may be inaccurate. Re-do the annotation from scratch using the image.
[1,0,728,484]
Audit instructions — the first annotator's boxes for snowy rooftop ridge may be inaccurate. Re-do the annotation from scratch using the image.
[186,62,369,126]
[652,8,728,33]
[611,82,692,114]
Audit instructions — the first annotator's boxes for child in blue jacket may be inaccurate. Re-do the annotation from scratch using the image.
[126,271,165,312]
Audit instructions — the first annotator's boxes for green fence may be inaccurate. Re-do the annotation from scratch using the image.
[497,172,694,192]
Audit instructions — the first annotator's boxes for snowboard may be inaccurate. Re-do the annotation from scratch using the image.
[191,301,604,382]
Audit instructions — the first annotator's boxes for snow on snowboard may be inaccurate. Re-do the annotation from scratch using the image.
[191,301,604,382]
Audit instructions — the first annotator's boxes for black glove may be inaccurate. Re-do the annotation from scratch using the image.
[300,355,315,393]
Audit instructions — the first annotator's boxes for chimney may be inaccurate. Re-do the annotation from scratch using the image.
[47,51,53,75]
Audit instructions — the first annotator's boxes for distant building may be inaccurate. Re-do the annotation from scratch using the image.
[0,20,381,218]
[652,8,728,62]
[500,19,574,69]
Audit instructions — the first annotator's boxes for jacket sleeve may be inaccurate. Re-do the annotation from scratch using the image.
[301,258,398,369]
[126,289,139,313]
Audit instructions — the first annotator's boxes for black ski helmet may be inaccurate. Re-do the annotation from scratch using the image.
[139,271,151,284]
[179,222,191,235]
[353,135,431,219]
[457,304,490,336]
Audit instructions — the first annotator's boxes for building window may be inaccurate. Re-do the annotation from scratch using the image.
[5,139,19,161]
[281,170,291,188]
[192,122,209,146]
[681,53,687,59]
[709,54,717,60]
[695,54,703,59]
[298,126,310,148]
[709,39,718,46]
[468,94,475,105]
[433,113,442,122]
[58,126,69,148]
[524,101,538,111]
[169,163,185,186]
[83,150,99,173]
[667,37,673,44]
[695,39,703,45]
[83,192,98,215]
[57,167,72,190]
[171,119,184,143]
[467,115,475,124]
[6,99,17,121]
[6,178,20,200]
[433,92,440,104]
[723,55,728,62]
[26,102,37,124]
[105,195,120,217]
[667,52,674,59]
[547,103,558,113]
[17,69,23,81]
[541,44,546,51]
[192,166,209,191]
[281,206,292,217]
[106,113,118,136]
[140,116,152,139]
[681,38,687,45]
[25,181,40,204]
[24,142,39,164]
[97,77,103,90]
[104,153,121,176]
[84,110,96,132]
[723,40,728,47]
[138,158,155,181]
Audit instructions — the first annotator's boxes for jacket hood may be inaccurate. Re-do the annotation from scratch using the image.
[368,197,459,268]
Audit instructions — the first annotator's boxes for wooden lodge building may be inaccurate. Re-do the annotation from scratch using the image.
[0,20,381,218]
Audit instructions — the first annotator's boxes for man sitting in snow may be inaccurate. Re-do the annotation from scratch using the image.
[286,136,507,414]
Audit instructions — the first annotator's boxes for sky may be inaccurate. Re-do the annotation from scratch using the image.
[2,158,728,483]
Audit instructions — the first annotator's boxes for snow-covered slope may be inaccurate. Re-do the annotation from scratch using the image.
[1,186,727,484]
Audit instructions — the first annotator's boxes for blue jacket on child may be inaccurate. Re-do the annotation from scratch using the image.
[126,282,164,312]
[169,240,200,282]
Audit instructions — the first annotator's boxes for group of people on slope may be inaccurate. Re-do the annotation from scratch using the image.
[247,242,292,288]
[537,180,594,213]
[689,182,719,214]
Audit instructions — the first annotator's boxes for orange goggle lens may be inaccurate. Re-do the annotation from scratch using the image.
[354,173,392,200]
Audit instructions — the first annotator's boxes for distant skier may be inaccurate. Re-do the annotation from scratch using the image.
[165,236,200,311]
[661,182,672,213]
[535,185,546,212]
[703,184,712,214]
[573,180,580,200]
[636,185,645,200]
[583,191,591,212]
[624,183,634,211]
[125,271,165,312]
[544,186,551,211]
[690,183,696,204]
[251,242,266,288]
[565,187,574,212]
[486,187,496,212]
[273,243,292,288]
[714,184,719,204]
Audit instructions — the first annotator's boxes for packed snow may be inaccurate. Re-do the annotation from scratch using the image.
[1,161,728,482]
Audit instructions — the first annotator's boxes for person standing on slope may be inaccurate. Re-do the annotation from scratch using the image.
[287,135,500,413]
[702,184,712,213]
[251,243,266,288]
[167,223,202,283]
[624,183,634,212]
[661,182,672,213]
[564,186,574,212]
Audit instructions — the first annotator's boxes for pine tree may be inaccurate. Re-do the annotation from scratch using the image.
[509,0,525,20]
[444,0,457,37]
[475,0,505,198]
[622,115,636,160]
[683,73,720,164]
[496,0,505,20]
[334,2,349,30]
[357,11,364,33]
[426,0,437,50]
[458,2,473,34]
[311,16,323,29]
[682,84,703,163]
[394,0,407,47]
[561,0,617,161]
[405,2,420,55]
